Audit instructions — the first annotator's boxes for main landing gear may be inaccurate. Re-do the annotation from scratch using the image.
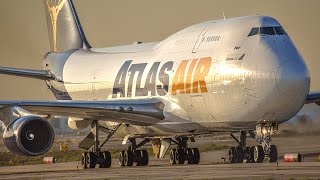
[169,137,200,165]
[228,123,278,163]
[118,138,149,167]
[81,121,121,169]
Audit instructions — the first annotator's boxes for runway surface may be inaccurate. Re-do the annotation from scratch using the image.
[0,135,320,179]
[0,161,320,179]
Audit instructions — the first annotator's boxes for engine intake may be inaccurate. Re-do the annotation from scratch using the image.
[3,116,55,156]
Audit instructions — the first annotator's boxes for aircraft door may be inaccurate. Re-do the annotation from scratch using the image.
[192,23,214,53]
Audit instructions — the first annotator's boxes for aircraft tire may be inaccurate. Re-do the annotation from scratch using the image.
[192,148,200,164]
[176,149,185,164]
[269,145,278,163]
[87,152,96,168]
[101,151,112,168]
[119,151,125,166]
[98,152,105,168]
[141,150,149,166]
[135,150,143,166]
[235,146,244,163]
[81,152,88,169]
[186,148,194,164]
[124,150,134,166]
[254,145,265,163]
[228,147,236,163]
[246,147,255,163]
[169,149,176,165]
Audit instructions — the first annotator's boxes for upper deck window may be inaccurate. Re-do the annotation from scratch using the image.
[248,26,287,37]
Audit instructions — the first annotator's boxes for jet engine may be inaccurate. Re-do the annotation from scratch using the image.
[3,116,55,156]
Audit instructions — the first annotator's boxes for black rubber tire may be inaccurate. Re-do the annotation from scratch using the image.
[254,145,265,163]
[169,149,176,165]
[81,152,88,169]
[135,150,143,166]
[245,147,251,163]
[229,147,236,163]
[87,152,96,168]
[192,148,200,164]
[269,145,278,163]
[124,150,134,166]
[119,151,125,166]
[98,152,105,168]
[246,147,254,163]
[176,149,185,164]
[141,150,149,166]
[103,151,112,168]
[235,146,244,163]
[186,148,194,164]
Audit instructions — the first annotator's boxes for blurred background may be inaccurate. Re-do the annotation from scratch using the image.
[0,0,319,132]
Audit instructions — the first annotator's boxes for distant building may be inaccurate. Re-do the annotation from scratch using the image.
[48,116,90,135]
[48,116,74,134]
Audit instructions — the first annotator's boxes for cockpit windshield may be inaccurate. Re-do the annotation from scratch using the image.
[248,26,287,37]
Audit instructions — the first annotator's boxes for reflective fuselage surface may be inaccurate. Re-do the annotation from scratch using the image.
[44,16,310,136]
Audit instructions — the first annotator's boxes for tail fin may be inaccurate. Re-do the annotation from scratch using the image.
[44,0,91,52]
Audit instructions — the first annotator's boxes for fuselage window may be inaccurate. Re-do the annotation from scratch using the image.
[205,35,221,42]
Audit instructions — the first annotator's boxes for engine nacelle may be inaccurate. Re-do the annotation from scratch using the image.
[3,116,55,156]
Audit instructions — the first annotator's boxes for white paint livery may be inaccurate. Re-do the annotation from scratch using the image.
[51,16,309,133]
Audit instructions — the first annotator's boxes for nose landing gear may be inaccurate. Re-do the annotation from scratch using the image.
[253,123,278,163]
[228,123,278,163]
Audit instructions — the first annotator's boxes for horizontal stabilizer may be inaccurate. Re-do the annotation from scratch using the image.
[306,93,320,106]
[0,67,54,80]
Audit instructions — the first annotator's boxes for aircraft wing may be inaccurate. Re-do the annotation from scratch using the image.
[305,93,320,105]
[0,98,165,126]
[0,67,54,80]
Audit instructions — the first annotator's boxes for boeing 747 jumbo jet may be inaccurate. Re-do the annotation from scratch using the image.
[0,0,319,168]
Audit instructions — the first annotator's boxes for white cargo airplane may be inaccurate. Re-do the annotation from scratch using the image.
[0,0,318,168]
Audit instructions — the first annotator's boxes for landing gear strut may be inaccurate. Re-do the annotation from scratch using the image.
[228,123,278,164]
[253,123,278,163]
[118,138,150,167]
[81,121,121,169]
[169,137,200,165]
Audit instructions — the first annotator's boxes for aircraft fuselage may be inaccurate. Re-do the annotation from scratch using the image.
[44,16,310,136]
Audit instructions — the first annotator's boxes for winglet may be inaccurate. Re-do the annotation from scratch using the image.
[306,93,320,106]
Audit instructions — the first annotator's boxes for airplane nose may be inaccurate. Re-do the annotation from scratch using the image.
[276,60,309,94]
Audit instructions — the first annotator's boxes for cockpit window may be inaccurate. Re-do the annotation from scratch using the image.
[248,27,259,36]
[260,27,275,35]
[274,26,287,35]
[248,26,287,37]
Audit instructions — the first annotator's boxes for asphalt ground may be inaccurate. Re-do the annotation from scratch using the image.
[0,134,319,179]
[0,160,319,179]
